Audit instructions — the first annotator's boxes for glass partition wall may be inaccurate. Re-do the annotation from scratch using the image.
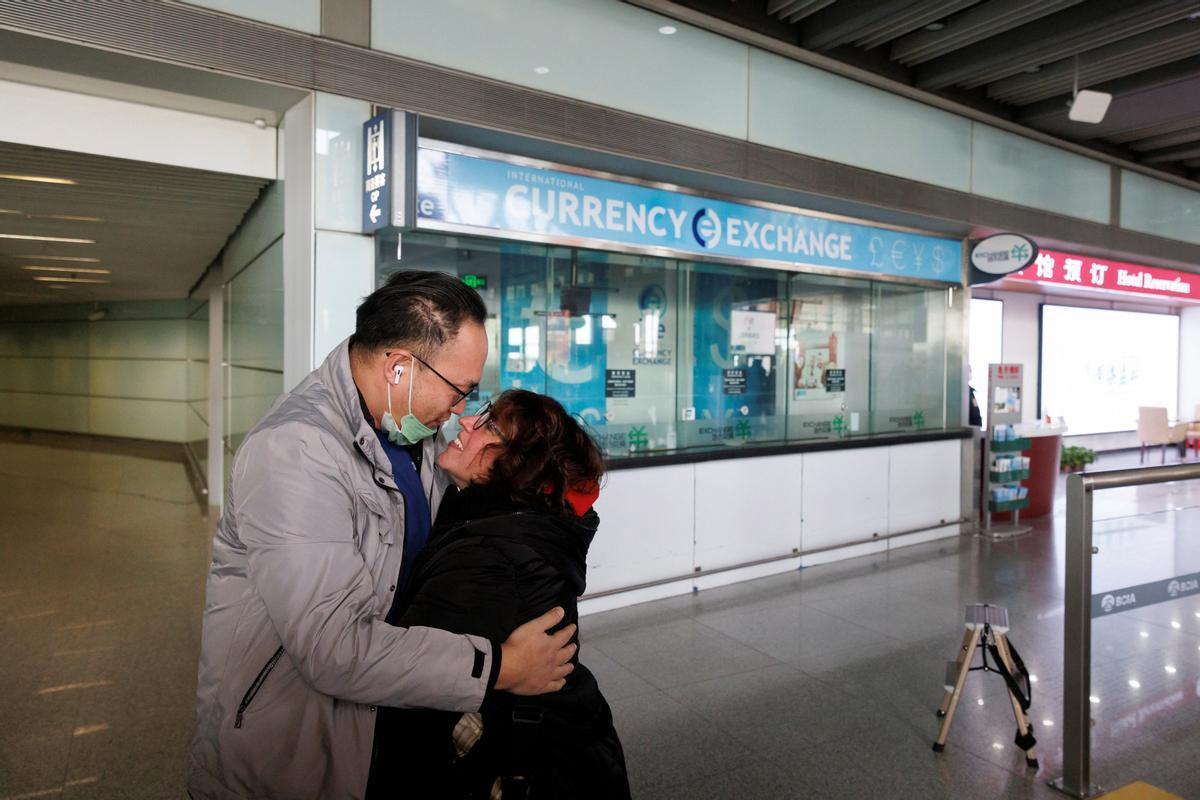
[377,231,964,458]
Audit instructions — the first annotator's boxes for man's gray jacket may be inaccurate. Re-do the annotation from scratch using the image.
[187,338,496,800]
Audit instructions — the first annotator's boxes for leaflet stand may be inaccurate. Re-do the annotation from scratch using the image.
[933,604,1039,770]
[982,363,1031,539]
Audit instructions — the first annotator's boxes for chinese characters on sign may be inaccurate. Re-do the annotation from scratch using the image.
[1009,248,1197,302]
[362,111,390,233]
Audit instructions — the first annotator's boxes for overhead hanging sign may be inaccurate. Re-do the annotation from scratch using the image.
[362,109,417,233]
[1006,248,1198,302]
[413,143,963,283]
[967,233,1038,285]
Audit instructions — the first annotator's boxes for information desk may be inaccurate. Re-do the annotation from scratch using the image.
[993,423,1066,520]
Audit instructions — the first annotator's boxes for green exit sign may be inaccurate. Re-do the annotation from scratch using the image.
[462,274,488,290]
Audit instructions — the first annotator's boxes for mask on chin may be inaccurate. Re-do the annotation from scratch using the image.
[381,360,437,445]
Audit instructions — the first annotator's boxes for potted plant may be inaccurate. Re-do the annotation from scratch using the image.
[1060,446,1097,473]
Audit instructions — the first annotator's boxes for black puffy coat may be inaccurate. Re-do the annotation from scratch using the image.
[366,484,631,800]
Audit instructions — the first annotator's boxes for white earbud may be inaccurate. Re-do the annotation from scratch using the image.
[393,365,403,385]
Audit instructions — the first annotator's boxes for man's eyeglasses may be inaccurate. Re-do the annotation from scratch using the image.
[389,351,477,407]
[470,400,507,441]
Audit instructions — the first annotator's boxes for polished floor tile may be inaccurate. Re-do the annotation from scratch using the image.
[3,443,1199,799]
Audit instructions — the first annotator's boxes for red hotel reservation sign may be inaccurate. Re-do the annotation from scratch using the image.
[1007,248,1198,301]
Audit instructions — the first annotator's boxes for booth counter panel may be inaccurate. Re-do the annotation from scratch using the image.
[586,439,965,597]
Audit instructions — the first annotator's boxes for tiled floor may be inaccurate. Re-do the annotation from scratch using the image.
[1,442,1198,799]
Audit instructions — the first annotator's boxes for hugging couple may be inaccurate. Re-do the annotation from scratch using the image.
[187,270,630,799]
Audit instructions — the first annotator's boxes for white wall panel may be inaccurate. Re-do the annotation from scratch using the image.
[0,392,89,433]
[694,454,802,570]
[800,447,889,551]
[0,322,87,358]
[1121,170,1200,246]
[88,359,188,402]
[971,123,1110,224]
[314,230,373,364]
[371,0,749,140]
[224,182,284,277]
[0,79,276,179]
[991,290,1042,424]
[887,440,962,533]
[315,93,372,233]
[90,397,187,442]
[0,357,81,394]
[588,464,696,594]
[748,49,972,192]
[1181,307,1200,424]
[89,320,187,360]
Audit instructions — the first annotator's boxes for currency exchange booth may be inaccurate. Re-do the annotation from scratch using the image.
[364,113,969,604]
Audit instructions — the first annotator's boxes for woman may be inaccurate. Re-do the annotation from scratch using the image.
[367,389,631,799]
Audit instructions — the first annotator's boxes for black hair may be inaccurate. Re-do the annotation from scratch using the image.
[350,270,487,358]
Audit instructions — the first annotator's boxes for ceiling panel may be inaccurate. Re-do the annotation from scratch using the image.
[0,142,268,305]
[663,0,1200,181]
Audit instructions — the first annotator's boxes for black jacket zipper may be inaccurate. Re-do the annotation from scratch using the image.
[234,646,285,729]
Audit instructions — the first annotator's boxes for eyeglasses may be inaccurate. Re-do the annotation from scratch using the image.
[389,351,477,407]
[470,400,507,441]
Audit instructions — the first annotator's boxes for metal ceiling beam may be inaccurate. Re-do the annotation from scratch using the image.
[784,0,836,25]
[891,0,1083,66]
[1016,54,1200,127]
[1139,142,1200,164]
[988,21,1200,105]
[1127,124,1200,151]
[800,0,977,52]
[768,0,832,22]
[914,0,1200,91]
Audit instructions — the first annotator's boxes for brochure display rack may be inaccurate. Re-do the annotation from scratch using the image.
[983,363,1031,538]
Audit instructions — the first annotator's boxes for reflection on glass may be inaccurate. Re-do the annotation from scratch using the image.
[870,283,949,433]
[787,274,871,440]
[375,232,959,458]
[677,260,787,451]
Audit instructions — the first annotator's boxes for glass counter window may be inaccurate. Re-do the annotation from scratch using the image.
[375,231,960,459]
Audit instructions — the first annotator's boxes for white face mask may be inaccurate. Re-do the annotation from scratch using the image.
[380,361,437,445]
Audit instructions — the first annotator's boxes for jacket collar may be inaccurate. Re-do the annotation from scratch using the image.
[318,338,449,486]
[318,337,399,481]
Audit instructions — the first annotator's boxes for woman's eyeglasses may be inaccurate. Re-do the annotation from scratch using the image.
[470,401,507,441]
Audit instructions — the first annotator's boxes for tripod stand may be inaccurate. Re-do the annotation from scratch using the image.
[933,604,1038,769]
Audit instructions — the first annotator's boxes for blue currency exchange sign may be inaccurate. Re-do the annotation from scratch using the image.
[414,145,962,283]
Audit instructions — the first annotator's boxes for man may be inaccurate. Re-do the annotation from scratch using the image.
[188,271,576,800]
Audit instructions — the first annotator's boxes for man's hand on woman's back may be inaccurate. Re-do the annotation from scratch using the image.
[496,606,577,695]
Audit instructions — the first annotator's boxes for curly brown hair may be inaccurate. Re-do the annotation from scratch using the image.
[482,389,606,515]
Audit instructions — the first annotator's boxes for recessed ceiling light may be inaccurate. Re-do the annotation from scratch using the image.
[1165,665,1177,674]
[658,25,677,35]
[0,234,94,243]
[1089,696,1100,704]
[13,255,100,263]
[1128,679,1141,689]
[21,265,111,275]
[0,173,76,185]
[32,276,110,284]
[533,66,550,75]
[924,21,946,31]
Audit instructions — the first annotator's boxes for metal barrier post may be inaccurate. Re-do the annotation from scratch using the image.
[1055,473,1095,797]
[1051,462,1200,798]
